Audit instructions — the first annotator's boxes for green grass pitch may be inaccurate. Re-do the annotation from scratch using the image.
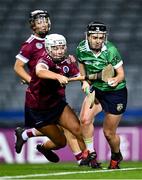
[0,161,142,179]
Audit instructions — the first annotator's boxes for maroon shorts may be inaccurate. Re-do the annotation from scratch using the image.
[25,100,67,128]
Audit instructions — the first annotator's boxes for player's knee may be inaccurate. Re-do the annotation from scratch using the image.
[81,116,91,126]
[56,136,67,148]
[72,126,81,136]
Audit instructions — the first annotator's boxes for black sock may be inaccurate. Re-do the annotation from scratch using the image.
[111,150,122,161]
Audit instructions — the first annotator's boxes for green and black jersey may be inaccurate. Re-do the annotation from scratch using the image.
[76,40,126,91]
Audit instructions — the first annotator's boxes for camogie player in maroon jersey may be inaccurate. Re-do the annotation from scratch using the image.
[14,10,88,165]
[14,10,51,81]
[21,33,91,165]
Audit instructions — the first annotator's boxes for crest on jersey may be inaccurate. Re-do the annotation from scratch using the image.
[36,42,43,49]
[117,103,123,112]
[63,66,69,73]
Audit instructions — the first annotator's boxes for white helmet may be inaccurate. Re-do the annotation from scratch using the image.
[45,34,66,51]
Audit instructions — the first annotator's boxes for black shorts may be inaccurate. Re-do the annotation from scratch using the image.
[94,87,127,115]
[25,100,68,128]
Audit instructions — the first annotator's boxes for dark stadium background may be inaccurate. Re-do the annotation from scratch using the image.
[0,0,142,165]
[0,0,142,127]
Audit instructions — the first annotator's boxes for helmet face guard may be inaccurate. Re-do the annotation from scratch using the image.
[86,22,108,51]
[45,34,67,61]
[29,10,51,34]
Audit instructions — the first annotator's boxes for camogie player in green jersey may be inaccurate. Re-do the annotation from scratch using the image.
[76,22,127,169]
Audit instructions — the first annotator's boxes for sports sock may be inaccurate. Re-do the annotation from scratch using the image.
[73,151,82,164]
[84,137,95,153]
[111,150,122,161]
[22,128,36,141]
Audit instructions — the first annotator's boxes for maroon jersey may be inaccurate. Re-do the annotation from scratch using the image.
[16,34,46,75]
[25,53,79,110]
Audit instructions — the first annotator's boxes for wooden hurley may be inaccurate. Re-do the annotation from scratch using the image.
[69,64,114,83]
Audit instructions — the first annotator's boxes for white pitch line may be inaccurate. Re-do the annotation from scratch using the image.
[1,167,142,179]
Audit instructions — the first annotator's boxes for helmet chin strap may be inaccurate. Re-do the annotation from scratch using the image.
[37,31,48,38]
[52,56,65,63]
[88,41,105,53]
[88,42,100,52]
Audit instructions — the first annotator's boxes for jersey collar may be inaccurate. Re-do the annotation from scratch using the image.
[31,34,45,41]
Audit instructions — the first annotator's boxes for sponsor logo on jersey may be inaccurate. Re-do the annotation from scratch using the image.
[36,43,43,49]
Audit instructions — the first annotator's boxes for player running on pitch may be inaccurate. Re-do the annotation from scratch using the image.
[76,21,128,169]
[14,10,85,164]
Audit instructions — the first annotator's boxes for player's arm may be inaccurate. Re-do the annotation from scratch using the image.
[36,63,68,84]
[14,59,31,84]
[78,63,86,76]
[108,64,125,87]
[107,46,125,87]
[78,62,90,93]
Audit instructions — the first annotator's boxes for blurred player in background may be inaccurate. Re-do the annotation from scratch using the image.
[14,10,84,164]
[76,21,127,169]
[14,10,51,83]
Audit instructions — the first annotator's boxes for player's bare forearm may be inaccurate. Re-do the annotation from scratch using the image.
[36,69,68,84]
[107,65,125,87]
[78,63,86,76]
[114,65,125,83]
[14,59,31,83]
